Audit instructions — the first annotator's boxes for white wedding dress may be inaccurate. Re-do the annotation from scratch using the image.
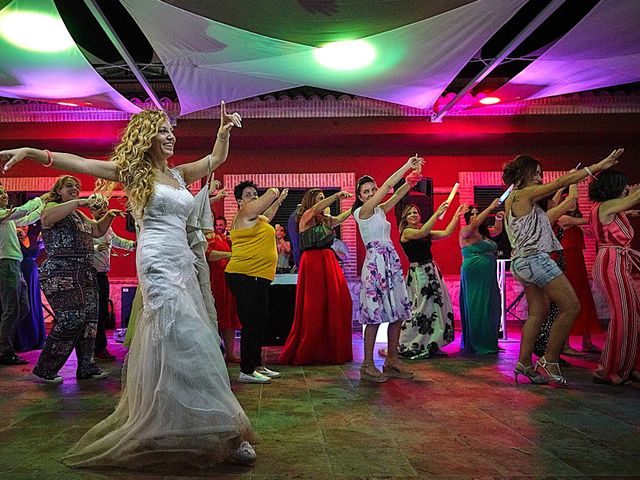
[63,169,255,469]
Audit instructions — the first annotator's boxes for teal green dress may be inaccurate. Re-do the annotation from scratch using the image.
[459,239,500,354]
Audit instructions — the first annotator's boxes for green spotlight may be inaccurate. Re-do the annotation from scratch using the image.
[0,11,75,52]
[314,40,376,71]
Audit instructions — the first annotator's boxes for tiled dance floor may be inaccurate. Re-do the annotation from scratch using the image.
[1,329,639,479]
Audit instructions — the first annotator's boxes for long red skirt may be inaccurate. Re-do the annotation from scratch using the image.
[279,249,353,365]
[210,261,241,331]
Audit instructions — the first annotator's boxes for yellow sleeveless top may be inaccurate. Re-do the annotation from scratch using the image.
[226,217,277,281]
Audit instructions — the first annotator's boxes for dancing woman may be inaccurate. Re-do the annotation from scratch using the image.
[33,176,121,383]
[0,102,258,467]
[459,199,503,354]
[225,181,288,384]
[503,150,622,386]
[353,156,423,382]
[279,188,353,365]
[588,170,640,385]
[395,201,468,359]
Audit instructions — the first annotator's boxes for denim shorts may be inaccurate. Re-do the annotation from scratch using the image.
[511,253,562,288]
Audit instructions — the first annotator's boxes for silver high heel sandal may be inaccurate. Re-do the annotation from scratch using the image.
[514,362,548,384]
[536,356,568,386]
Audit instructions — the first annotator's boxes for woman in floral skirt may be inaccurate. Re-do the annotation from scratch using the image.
[353,155,422,382]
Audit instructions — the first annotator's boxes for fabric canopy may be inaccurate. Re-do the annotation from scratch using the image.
[121,0,526,115]
[488,0,640,105]
[0,0,140,112]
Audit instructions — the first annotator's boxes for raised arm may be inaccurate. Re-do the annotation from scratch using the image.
[178,102,241,185]
[431,204,469,240]
[520,149,623,204]
[360,156,423,219]
[299,191,351,230]
[547,184,579,224]
[401,201,448,241]
[263,189,288,222]
[328,209,353,228]
[1,148,118,181]
[599,183,640,222]
[460,198,500,239]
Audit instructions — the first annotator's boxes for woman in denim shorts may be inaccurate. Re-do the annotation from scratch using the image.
[503,149,623,385]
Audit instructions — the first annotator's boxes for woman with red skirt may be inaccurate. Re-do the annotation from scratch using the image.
[206,217,241,363]
[558,210,601,353]
[588,169,640,385]
[279,189,353,365]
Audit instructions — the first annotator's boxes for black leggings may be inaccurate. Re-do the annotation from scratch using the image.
[225,273,271,374]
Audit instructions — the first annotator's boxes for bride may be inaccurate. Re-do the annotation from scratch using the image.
[0,103,257,468]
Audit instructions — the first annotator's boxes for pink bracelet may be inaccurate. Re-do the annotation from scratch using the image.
[42,149,54,167]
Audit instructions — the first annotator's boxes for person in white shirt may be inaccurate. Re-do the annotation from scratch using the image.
[0,184,45,365]
[89,196,135,360]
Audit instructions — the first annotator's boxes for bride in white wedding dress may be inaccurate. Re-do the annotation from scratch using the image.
[0,104,257,468]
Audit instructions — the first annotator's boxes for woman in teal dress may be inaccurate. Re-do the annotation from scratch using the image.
[459,200,503,354]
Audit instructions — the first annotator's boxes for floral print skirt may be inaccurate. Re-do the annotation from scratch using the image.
[359,241,412,325]
[398,261,454,359]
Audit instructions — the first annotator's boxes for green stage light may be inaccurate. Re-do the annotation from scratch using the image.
[0,11,75,52]
[314,40,376,71]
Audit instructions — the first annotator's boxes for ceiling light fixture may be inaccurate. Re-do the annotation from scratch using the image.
[314,40,376,71]
[0,11,75,52]
[479,96,501,105]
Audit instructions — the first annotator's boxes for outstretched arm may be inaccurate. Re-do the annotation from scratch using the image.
[178,101,241,185]
[359,155,424,219]
[519,149,623,204]
[263,189,288,222]
[401,201,449,241]
[599,183,640,221]
[1,148,118,181]
[460,198,500,239]
[299,191,351,230]
[431,204,469,239]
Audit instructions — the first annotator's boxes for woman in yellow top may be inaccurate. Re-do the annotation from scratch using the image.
[226,180,288,384]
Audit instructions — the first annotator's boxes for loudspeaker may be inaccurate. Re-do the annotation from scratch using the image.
[120,286,137,328]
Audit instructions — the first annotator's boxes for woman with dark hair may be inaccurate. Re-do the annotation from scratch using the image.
[502,149,622,385]
[33,175,121,383]
[588,169,640,385]
[13,222,46,351]
[352,156,423,382]
[459,199,503,354]
[390,201,468,359]
[226,180,288,384]
[279,188,353,365]
[557,201,601,353]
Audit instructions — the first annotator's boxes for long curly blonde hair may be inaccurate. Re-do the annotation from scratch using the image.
[96,110,167,216]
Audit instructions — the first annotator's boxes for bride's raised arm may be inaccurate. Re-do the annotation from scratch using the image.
[1,148,118,181]
[178,101,242,185]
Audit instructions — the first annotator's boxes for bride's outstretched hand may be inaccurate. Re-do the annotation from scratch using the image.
[218,101,242,138]
[0,148,30,173]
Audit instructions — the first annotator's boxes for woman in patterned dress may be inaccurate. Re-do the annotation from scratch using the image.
[588,170,640,385]
[32,175,121,383]
[353,155,423,382]
[395,201,468,359]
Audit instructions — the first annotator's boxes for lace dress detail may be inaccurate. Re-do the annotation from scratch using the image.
[63,168,255,469]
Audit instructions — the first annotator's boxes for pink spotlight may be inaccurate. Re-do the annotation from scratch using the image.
[57,101,79,107]
[479,96,501,105]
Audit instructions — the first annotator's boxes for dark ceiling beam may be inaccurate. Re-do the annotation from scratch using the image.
[431,0,566,123]
[83,0,164,111]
